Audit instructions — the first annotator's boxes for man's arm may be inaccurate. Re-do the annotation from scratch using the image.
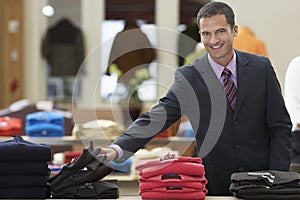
[100,147,118,162]
[266,58,292,170]
[100,68,190,162]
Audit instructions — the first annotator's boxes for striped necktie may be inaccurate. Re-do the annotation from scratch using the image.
[222,67,237,110]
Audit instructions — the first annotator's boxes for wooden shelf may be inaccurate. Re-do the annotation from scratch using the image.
[104,172,139,181]
[0,135,195,147]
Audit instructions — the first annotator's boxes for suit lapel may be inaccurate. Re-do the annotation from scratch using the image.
[233,51,251,119]
[192,54,227,112]
[192,54,228,157]
[193,51,251,118]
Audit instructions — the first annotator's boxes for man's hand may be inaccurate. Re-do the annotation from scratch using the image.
[100,147,118,162]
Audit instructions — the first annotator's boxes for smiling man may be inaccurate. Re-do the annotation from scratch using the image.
[100,1,292,196]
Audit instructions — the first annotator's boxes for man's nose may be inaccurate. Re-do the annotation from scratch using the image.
[210,34,219,44]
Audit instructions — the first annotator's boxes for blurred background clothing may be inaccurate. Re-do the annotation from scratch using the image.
[42,18,85,77]
[107,20,156,79]
[233,26,268,57]
[284,56,300,165]
[284,56,300,132]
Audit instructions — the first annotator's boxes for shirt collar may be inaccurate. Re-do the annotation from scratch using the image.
[208,51,237,80]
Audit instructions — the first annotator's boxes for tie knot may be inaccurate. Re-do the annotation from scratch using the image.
[222,68,231,78]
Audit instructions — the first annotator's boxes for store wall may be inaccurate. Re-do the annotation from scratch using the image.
[221,0,300,95]
[23,0,47,102]
[23,0,300,108]
[0,0,24,107]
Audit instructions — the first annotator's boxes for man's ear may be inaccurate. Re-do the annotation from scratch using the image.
[233,25,238,37]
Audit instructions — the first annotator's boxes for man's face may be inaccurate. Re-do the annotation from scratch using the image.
[199,14,238,66]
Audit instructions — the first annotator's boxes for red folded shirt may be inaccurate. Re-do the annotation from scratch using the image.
[141,188,206,200]
[135,154,204,179]
[137,161,205,179]
[136,154,208,199]
[136,154,202,170]
[139,174,208,185]
[139,173,207,185]
[139,181,206,192]
[64,150,82,163]
[0,116,22,136]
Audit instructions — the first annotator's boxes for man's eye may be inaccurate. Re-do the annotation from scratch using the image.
[218,30,226,34]
[201,32,209,37]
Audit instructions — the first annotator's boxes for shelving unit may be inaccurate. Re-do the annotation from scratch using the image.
[0,135,196,195]
[0,135,195,148]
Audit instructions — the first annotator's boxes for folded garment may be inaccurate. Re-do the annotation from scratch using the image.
[235,187,300,200]
[25,111,64,137]
[141,186,208,193]
[0,175,48,187]
[137,161,205,179]
[26,123,64,137]
[108,158,132,173]
[64,150,82,163]
[0,116,22,136]
[51,180,119,199]
[51,159,113,191]
[72,119,123,139]
[230,170,300,189]
[0,162,49,175]
[139,174,208,185]
[133,147,179,160]
[135,154,202,170]
[230,170,300,200]
[0,187,49,199]
[140,188,206,200]
[48,141,101,187]
[139,181,206,192]
[0,135,51,162]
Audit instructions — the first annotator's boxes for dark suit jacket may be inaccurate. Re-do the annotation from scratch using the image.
[42,18,84,76]
[113,50,292,195]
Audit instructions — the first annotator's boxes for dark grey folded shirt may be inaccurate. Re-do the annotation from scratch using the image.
[230,170,300,200]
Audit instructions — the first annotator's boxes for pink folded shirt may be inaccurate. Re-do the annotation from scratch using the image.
[136,161,205,179]
[135,154,205,179]
[139,181,206,192]
[136,154,202,170]
[139,173,208,184]
[141,188,206,200]
[136,154,208,199]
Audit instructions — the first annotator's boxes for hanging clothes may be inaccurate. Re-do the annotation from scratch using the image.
[233,26,268,57]
[42,18,85,77]
[107,20,156,78]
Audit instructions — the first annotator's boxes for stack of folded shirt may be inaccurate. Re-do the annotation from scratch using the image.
[0,135,51,199]
[48,142,119,199]
[230,170,300,200]
[25,111,65,137]
[135,153,208,200]
[0,116,22,136]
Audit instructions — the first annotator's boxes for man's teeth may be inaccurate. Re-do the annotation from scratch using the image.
[212,45,221,49]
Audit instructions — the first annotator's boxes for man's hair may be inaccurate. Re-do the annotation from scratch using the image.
[196,1,235,29]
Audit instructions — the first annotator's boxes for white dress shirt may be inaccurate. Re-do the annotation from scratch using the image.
[284,56,300,131]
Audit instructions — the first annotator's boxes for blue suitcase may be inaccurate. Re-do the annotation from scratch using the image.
[25,111,64,137]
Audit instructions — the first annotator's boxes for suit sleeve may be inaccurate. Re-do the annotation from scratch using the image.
[266,58,292,170]
[112,69,184,162]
